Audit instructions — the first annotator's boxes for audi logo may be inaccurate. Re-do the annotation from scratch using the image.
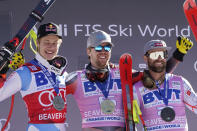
[194,60,197,72]
[0,119,10,131]
[38,89,66,107]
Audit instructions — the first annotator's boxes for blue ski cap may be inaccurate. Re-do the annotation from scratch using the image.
[87,30,114,48]
[37,22,62,39]
[144,40,171,54]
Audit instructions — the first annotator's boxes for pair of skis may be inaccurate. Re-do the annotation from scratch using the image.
[119,53,134,131]
[119,53,146,131]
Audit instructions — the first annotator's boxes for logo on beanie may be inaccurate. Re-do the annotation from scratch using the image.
[46,24,57,32]
[153,43,164,47]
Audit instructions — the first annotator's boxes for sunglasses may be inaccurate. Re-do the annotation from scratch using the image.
[93,45,112,52]
[146,51,167,60]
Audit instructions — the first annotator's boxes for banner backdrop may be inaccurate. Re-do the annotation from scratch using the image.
[0,0,197,130]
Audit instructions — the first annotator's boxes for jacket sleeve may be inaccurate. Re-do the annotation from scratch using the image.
[66,71,78,95]
[183,77,197,114]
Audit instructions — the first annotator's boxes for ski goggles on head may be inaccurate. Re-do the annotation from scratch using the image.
[146,51,168,60]
[93,45,112,52]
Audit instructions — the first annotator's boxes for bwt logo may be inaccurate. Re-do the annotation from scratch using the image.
[143,89,181,104]
[0,119,10,131]
[194,60,197,72]
[83,79,121,93]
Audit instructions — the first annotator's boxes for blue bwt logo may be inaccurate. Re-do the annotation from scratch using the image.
[83,79,121,93]
[143,89,181,104]
[35,72,49,87]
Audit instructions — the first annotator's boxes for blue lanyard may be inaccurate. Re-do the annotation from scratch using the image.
[156,75,169,106]
[95,74,112,98]
[32,59,59,95]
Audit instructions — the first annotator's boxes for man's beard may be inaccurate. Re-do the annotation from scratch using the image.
[96,59,109,68]
[148,60,166,73]
[95,55,111,69]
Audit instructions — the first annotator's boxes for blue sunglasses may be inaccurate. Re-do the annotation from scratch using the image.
[94,45,112,52]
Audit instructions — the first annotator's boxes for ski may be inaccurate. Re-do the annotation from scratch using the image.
[119,53,135,131]
[0,0,56,71]
[183,0,197,41]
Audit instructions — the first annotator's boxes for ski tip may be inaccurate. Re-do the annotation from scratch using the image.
[119,53,132,66]
[183,0,197,9]
[120,53,132,58]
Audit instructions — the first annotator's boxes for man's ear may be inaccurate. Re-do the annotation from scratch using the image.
[144,55,148,63]
[86,48,91,57]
